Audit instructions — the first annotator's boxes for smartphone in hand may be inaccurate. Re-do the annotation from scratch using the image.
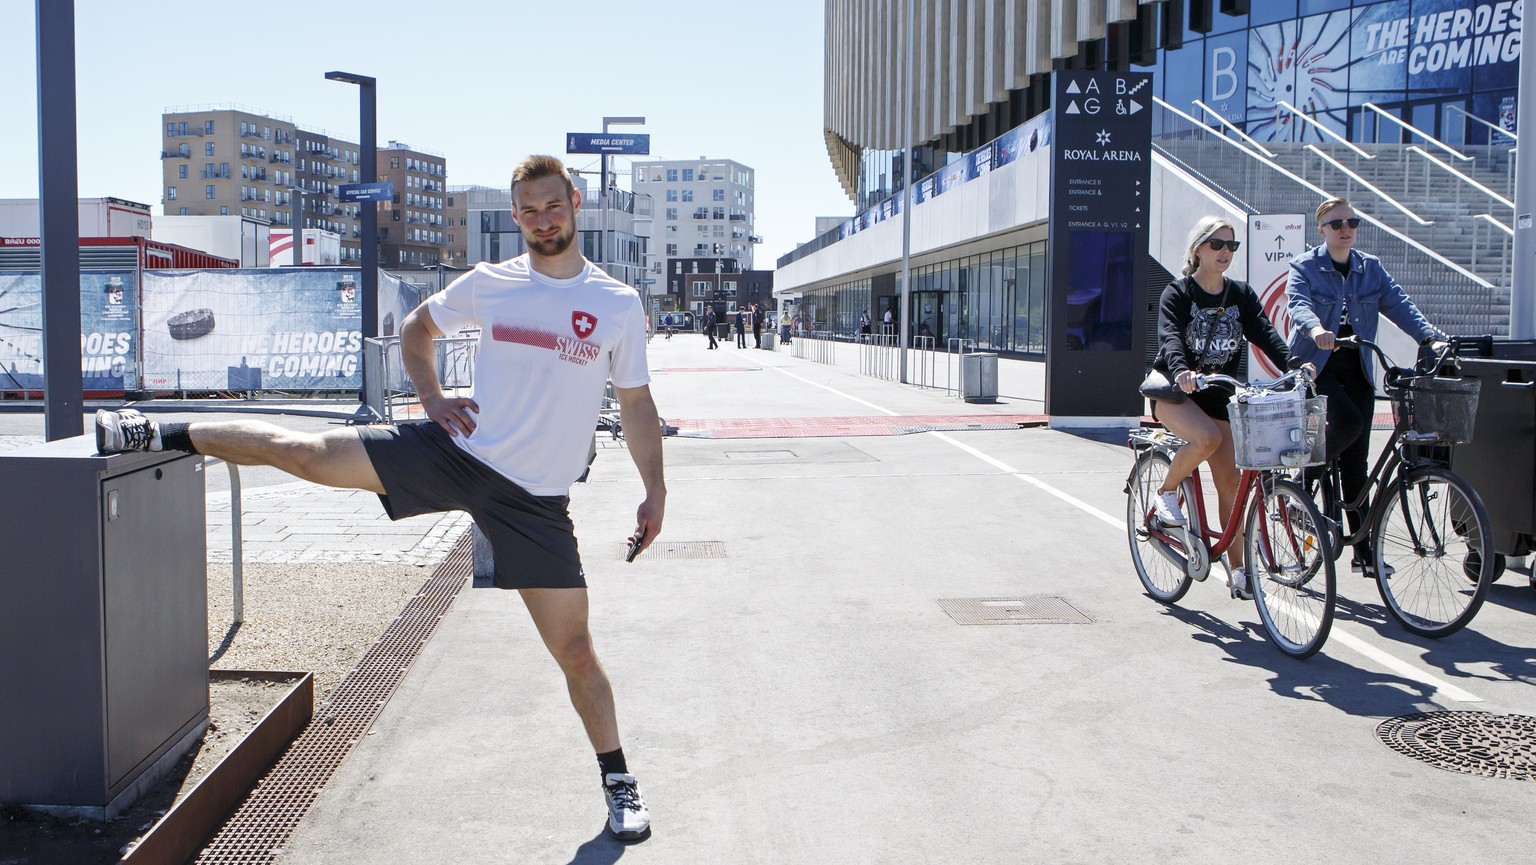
[625,533,645,563]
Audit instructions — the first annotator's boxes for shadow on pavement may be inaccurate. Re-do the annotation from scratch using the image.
[563,826,631,864]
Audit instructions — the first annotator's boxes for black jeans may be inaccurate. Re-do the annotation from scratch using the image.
[1306,349,1376,558]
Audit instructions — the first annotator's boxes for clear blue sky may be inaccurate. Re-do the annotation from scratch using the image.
[0,0,852,266]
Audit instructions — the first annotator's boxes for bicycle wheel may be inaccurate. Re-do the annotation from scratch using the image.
[1246,476,1336,659]
[1371,466,1493,638]
[1126,450,1193,604]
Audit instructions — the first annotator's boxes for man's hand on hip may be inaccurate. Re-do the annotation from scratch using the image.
[423,394,479,437]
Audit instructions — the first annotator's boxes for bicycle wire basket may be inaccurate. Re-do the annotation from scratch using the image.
[1387,375,1481,444]
[1227,393,1328,470]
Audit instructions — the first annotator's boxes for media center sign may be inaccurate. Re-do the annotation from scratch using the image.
[566,133,651,155]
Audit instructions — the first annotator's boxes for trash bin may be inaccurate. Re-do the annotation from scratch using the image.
[961,352,998,403]
[1450,340,1536,559]
[761,331,776,350]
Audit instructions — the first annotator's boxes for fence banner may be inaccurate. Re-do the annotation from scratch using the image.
[140,268,420,392]
[0,270,138,391]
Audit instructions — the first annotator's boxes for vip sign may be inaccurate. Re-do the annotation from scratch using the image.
[1246,214,1308,377]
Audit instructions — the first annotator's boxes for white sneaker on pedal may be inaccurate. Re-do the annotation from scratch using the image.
[1228,567,1253,601]
[1152,490,1186,526]
[95,408,161,454]
[603,772,651,842]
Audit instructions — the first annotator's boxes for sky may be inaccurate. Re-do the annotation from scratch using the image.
[0,0,853,267]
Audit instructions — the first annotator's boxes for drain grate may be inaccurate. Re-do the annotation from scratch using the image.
[938,596,1095,625]
[621,540,727,561]
[193,532,473,863]
[1376,712,1536,780]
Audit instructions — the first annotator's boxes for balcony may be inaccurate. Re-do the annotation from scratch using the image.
[240,129,263,139]
[201,169,230,179]
[161,149,190,159]
[748,235,763,244]
[728,214,747,221]
[167,128,204,138]
[250,169,268,182]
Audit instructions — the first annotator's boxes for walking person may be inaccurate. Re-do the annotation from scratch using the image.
[858,309,871,340]
[882,306,894,335]
[703,307,718,349]
[95,155,663,843]
[751,303,763,348]
[1144,215,1298,600]
[734,308,746,348]
[780,307,792,345]
[1287,197,1446,576]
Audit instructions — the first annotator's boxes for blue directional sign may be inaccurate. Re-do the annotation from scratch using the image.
[566,133,651,155]
[339,181,395,203]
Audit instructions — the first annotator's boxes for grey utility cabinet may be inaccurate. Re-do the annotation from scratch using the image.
[0,437,208,818]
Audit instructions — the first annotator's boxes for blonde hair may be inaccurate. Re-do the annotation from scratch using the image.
[1182,216,1235,276]
[1315,197,1351,223]
[510,154,576,201]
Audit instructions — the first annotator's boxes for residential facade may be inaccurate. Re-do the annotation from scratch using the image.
[631,157,758,312]
[376,142,449,268]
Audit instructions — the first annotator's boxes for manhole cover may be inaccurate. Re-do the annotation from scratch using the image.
[620,540,727,560]
[1376,712,1536,780]
[938,596,1094,625]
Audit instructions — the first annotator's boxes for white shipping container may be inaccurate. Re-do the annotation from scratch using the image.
[153,215,271,267]
[269,228,341,266]
[0,197,152,238]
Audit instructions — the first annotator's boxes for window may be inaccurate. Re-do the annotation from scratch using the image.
[681,190,694,202]
[713,188,725,201]
[682,168,694,182]
[206,185,215,199]
[219,206,229,215]
[666,168,678,182]
[724,281,737,296]
[167,186,177,200]
[666,190,677,202]
[204,120,214,135]
[178,164,187,179]
[165,122,175,136]
[712,206,724,219]
[390,157,400,169]
[666,244,677,256]
[665,208,677,220]
[692,280,710,298]
[179,207,189,215]
[206,142,215,157]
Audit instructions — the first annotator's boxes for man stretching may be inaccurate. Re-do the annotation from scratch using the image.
[96,155,664,843]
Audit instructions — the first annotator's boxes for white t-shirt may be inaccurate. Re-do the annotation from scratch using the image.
[425,255,649,495]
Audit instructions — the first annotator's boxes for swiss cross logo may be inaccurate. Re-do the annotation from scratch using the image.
[571,311,597,339]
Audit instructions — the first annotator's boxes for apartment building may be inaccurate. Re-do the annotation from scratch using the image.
[631,157,757,312]
[377,142,448,268]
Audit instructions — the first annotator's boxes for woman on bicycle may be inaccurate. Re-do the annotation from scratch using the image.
[1148,216,1295,599]
[1286,197,1446,576]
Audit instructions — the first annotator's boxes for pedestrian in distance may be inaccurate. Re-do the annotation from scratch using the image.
[1144,215,1299,600]
[882,306,894,335]
[751,303,763,348]
[1287,196,1447,576]
[95,155,663,843]
[779,307,792,345]
[858,309,871,339]
[734,308,746,348]
[703,307,719,349]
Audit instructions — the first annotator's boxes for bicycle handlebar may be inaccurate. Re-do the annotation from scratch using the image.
[1334,334,1490,377]
[1192,366,1313,396]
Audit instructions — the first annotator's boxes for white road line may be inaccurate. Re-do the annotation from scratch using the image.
[769,363,1486,704]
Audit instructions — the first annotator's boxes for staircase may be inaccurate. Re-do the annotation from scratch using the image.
[1153,105,1513,337]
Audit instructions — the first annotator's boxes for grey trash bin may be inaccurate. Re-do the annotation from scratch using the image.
[961,352,998,403]
[761,331,777,350]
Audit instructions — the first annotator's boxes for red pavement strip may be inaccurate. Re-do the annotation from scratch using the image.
[667,414,1048,439]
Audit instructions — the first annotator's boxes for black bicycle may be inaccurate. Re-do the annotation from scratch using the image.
[1310,336,1494,638]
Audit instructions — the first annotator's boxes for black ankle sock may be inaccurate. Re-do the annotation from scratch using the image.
[160,422,198,454]
[597,748,628,779]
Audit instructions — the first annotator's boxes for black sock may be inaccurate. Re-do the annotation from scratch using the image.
[160,422,199,454]
[597,748,627,779]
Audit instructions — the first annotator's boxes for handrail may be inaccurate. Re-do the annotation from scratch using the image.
[1361,102,1471,162]
[1153,96,1273,165]
[1446,104,1516,143]
[1303,144,1432,225]
[1192,100,1275,158]
[1474,213,1514,236]
[1277,101,1374,158]
[203,457,245,625]
[1407,146,1514,209]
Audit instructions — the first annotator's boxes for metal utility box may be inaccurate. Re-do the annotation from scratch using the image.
[0,438,208,818]
[961,352,999,403]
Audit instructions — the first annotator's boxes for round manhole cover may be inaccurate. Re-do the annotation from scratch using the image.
[1376,712,1536,780]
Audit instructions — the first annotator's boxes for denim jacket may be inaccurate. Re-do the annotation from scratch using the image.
[1285,244,1443,381]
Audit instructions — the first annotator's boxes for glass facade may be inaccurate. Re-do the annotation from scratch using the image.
[799,240,1050,354]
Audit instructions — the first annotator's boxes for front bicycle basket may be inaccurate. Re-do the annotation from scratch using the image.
[1228,394,1328,470]
[1388,375,1481,443]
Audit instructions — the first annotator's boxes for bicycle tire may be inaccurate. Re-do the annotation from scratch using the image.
[1246,476,1336,659]
[1126,450,1194,604]
[1370,465,1493,638]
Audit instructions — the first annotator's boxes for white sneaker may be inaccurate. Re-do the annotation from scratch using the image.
[1152,490,1186,526]
[95,408,161,454]
[1229,567,1253,601]
[603,772,651,842]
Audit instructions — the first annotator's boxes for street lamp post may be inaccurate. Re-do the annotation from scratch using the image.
[598,116,644,275]
[36,0,83,439]
[325,71,378,402]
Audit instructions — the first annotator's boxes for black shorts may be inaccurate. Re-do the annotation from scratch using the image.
[356,423,585,589]
[1152,386,1233,424]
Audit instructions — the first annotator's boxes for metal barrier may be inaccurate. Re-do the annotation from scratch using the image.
[945,338,978,397]
[859,334,938,386]
[362,334,480,422]
[203,457,246,624]
[791,329,838,364]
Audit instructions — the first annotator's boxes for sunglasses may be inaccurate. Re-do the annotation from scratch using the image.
[1320,217,1362,230]
[1204,238,1241,252]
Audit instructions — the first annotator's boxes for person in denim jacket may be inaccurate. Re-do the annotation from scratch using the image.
[1287,196,1447,575]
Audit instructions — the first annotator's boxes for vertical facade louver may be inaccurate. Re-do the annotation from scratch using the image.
[824,0,1156,200]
